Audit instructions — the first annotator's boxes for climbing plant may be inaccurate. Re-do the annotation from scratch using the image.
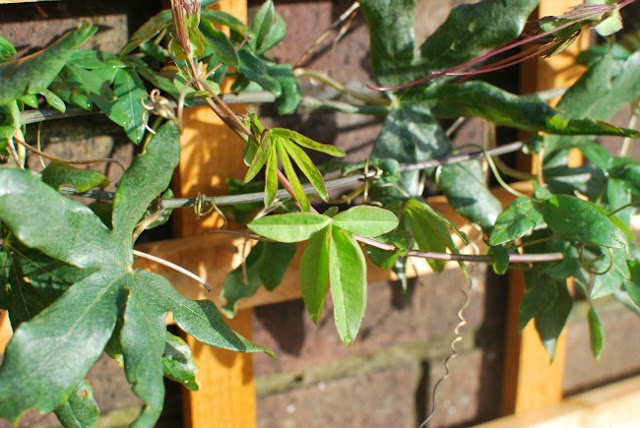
[0,0,639,426]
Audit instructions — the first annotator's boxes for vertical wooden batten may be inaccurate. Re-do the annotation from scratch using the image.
[171,2,257,427]
[501,0,589,416]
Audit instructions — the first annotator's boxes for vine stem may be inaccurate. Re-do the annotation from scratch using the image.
[132,249,212,292]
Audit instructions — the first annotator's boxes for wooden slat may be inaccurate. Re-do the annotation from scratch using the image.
[501,0,589,416]
[476,375,640,428]
[171,2,255,428]
[0,311,11,354]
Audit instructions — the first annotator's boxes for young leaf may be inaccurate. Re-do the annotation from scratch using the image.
[333,205,399,238]
[300,227,331,322]
[489,197,545,246]
[488,245,509,275]
[40,88,66,113]
[277,141,311,211]
[271,128,346,157]
[53,380,100,428]
[162,332,199,391]
[42,161,110,193]
[200,20,240,67]
[201,9,250,36]
[329,226,367,346]
[248,212,331,243]
[264,143,279,208]
[281,138,329,202]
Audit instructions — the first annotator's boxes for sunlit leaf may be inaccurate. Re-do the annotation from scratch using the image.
[300,227,330,322]
[249,212,331,243]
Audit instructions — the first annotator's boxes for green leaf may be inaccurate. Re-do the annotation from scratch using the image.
[53,380,100,428]
[416,0,538,79]
[0,21,97,104]
[0,34,16,60]
[281,138,329,202]
[264,143,278,208]
[121,10,172,57]
[244,131,273,183]
[300,227,330,322]
[359,0,417,87]
[248,212,331,243]
[271,128,345,157]
[0,122,269,425]
[329,226,367,346]
[0,100,20,151]
[251,0,286,54]
[623,260,640,307]
[437,161,503,232]
[237,48,281,96]
[40,88,66,113]
[489,245,509,275]
[277,141,310,211]
[162,332,199,392]
[366,230,412,270]
[200,20,240,67]
[201,10,250,36]
[403,199,463,273]
[42,161,110,193]
[540,195,628,249]
[424,80,640,138]
[333,205,399,237]
[489,197,545,246]
[522,270,573,359]
[590,248,630,299]
[268,63,301,115]
[61,64,130,129]
[587,306,604,361]
[221,242,296,317]
[113,68,148,144]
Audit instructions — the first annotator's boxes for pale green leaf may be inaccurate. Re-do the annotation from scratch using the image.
[332,205,398,237]
[248,213,331,243]
[300,227,330,322]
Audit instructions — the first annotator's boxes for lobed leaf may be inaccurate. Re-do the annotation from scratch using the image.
[113,68,149,144]
[271,128,345,157]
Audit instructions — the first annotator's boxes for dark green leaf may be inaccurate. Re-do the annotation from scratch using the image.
[162,332,199,392]
[489,245,509,275]
[251,0,286,54]
[590,248,630,299]
[121,10,172,57]
[489,197,545,246]
[540,195,628,249]
[42,161,110,193]
[366,230,412,270]
[587,306,604,361]
[329,226,367,346]
[623,260,640,307]
[113,68,148,144]
[201,10,250,36]
[249,212,331,242]
[0,21,96,104]
[300,227,330,322]
[53,380,100,428]
[237,48,281,96]
[333,205,399,238]
[359,0,417,87]
[416,0,538,78]
[200,21,239,67]
[268,63,301,115]
[437,161,502,232]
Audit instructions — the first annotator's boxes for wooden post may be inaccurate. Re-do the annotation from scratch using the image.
[171,2,256,427]
[501,0,589,415]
